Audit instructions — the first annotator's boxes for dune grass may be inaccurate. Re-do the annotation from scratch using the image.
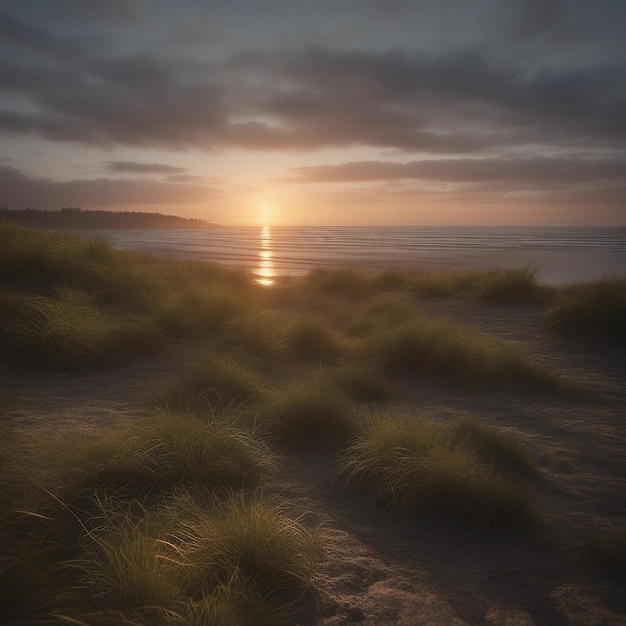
[0,219,258,370]
[223,309,292,361]
[319,363,394,402]
[61,410,274,504]
[287,314,347,361]
[345,293,417,337]
[157,353,266,411]
[546,278,626,343]
[2,490,318,625]
[4,219,623,621]
[339,413,539,530]
[304,267,374,298]
[4,291,163,368]
[409,266,546,303]
[0,407,319,625]
[66,492,319,625]
[264,381,359,447]
[0,219,161,304]
[363,314,557,388]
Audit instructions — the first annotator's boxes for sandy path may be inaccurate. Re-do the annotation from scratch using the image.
[0,342,200,436]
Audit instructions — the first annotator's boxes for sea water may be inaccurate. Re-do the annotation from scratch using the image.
[77,225,626,286]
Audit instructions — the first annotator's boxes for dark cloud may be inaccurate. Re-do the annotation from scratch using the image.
[516,0,570,36]
[162,174,208,183]
[1,2,624,156]
[260,47,626,151]
[104,161,188,175]
[0,0,624,228]
[0,9,80,58]
[288,157,626,190]
[0,165,215,210]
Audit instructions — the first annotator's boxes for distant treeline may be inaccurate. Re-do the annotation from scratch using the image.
[0,207,218,229]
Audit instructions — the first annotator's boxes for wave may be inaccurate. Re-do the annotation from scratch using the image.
[81,225,626,285]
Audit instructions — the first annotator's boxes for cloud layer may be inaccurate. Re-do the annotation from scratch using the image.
[1,1,625,222]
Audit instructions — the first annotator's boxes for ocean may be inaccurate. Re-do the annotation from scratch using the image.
[78,225,626,286]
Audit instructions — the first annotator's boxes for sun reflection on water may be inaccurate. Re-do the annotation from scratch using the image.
[256,225,275,286]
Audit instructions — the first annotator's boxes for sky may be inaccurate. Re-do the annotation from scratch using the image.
[1,0,625,226]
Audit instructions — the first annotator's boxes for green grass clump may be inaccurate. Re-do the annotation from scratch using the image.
[0,220,260,369]
[176,494,319,612]
[319,363,393,402]
[469,266,545,304]
[345,294,417,337]
[364,314,556,388]
[3,491,317,625]
[340,414,538,530]
[288,315,345,361]
[155,285,241,338]
[75,493,318,625]
[409,266,546,304]
[4,292,162,369]
[266,382,358,447]
[158,354,265,410]
[0,219,163,307]
[65,410,274,500]
[408,271,477,299]
[153,259,254,337]
[546,278,626,343]
[0,416,319,624]
[304,268,374,298]
[371,270,411,291]
[225,310,291,361]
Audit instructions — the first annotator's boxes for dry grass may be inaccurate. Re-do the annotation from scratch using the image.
[264,381,359,447]
[363,314,558,388]
[409,266,547,303]
[546,278,626,343]
[0,412,317,625]
[0,219,258,370]
[156,353,266,411]
[340,413,539,531]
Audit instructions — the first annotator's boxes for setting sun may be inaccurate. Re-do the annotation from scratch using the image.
[260,204,274,226]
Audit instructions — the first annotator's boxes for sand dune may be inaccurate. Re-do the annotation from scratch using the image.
[3,296,624,625]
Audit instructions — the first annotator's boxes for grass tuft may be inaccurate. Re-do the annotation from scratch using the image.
[4,292,162,369]
[64,410,274,501]
[346,294,416,337]
[409,266,546,304]
[546,278,626,343]
[318,363,394,402]
[176,494,319,608]
[69,493,318,625]
[364,314,556,388]
[288,315,345,361]
[0,420,317,625]
[305,268,373,298]
[265,382,358,447]
[157,354,265,410]
[0,220,260,369]
[340,414,539,530]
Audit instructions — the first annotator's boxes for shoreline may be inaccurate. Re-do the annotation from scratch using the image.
[63,224,626,286]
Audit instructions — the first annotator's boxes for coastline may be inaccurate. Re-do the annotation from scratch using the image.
[72,224,626,286]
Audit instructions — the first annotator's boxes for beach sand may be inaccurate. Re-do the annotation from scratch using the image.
[2,295,625,625]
